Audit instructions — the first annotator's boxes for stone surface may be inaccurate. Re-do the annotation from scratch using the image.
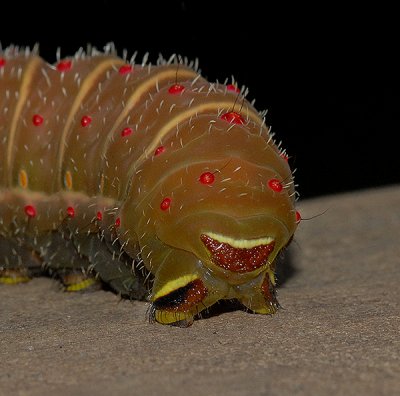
[1,185,399,396]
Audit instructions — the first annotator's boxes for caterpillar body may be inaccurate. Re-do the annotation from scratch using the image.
[0,44,299,326]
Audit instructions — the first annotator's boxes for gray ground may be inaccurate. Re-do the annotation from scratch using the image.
[1,185,399,396]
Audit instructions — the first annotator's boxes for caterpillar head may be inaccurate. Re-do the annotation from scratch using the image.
[120,154,298,327]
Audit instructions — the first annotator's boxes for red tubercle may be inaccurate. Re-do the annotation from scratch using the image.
[115,218,121,227]
[168,84,185,94]
[96,211,103,221]
[154,146,165,156]
[268,178,283,192]
[66,206,75,218]
[160,197,172,211]
[199,172,215,185]
[121,127,132,137]
[220,111,244,125]
[227,84,240,93]
[119,64,133,75]
[24,205,36,218]
[81,115,92,127]
[295,211,301,223]
[32,114,44,126]
[280,152,289,161]
[0,58,6,67]
[56,60,72,72]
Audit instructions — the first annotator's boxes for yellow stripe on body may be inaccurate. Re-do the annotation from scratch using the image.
[152,273,198,300]
[205,232,274,249]
[98,68,198,193]
[5,56,42,187]
[131,100,263,171]
[55,58,125,190]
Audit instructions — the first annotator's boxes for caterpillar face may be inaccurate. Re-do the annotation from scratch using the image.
[149,219,290,326]
[0,45,299,327]
[120,154,297,326]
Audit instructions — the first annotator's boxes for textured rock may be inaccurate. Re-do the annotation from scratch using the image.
[1,185,399,396]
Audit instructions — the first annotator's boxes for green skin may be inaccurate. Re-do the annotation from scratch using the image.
[0,48,297,326]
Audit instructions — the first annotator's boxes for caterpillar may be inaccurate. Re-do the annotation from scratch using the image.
[0,43,299,327]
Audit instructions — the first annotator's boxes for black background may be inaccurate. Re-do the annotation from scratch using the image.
[1,1,398,199]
